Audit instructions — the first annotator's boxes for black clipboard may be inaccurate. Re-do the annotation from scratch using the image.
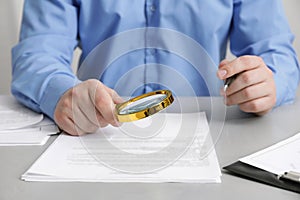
[223,161,300,194]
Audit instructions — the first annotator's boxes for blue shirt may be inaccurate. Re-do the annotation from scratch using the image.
[12,0,300,120]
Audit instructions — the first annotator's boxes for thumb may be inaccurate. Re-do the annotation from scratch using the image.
[104,86,124,104]
[112,93,124,104]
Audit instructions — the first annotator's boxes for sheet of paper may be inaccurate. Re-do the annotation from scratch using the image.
[0,96,43,130]
[0,96,58,146]
[240,132,300,175]
[22,112,222,183]
[0,123,58,146]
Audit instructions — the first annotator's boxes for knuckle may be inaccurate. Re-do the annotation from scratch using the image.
[228,69,234,76]
[95,96,114,112]
[54,114,63,126]
[86,79,100,95]
[85,79,98,86]
[256,56,264,63]
[68,87,80,100]
[241,73,251,84]
[61,98,71,108]
[235,56,252,72]
[54,109,69,125]
[248,101,261,112]
[242,87,252,99]
[94,95,105,106]
[237,56,248,64]
[54,111,63,122]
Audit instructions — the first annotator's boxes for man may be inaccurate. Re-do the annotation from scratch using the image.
[12,0,299,135]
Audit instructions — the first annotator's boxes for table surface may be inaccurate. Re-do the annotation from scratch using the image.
[1,92,300,200]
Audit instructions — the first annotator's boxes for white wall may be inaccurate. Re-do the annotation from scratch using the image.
[0,1,299,94]
[0,0,23,94]
[284,0,300,60]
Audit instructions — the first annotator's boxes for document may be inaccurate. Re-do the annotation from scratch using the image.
[0,96,43,130]
[240,132,300,175]
[0,118,58,146]
[0,96,58,146]
[22,112,222,183]
[224,132,300,194]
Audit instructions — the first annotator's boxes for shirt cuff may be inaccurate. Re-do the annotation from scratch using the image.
[273,72,295,107]
[39,75,81,120]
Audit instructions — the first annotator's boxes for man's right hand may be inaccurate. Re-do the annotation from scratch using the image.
[54,79,123,136]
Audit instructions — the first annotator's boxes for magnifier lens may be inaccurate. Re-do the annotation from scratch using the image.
[115,90,174,122]
[120,94,167,115]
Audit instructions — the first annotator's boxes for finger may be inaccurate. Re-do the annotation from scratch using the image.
[219,59,230,68]
[77,102,100,128]
[69,85,100,133]
[59,116,85,136]
[104,86,124,104]
[95,111,109,127]
[94,84,120,126]
[74,89,103,127]
[238,96,274,114]
[73,123,88,136]
[217,56,263,79]
[226,82,269,106]
[72,104,100,133]
[225,68,267,96]
[88,81,121,127]
[54,99,79,135]
[104,87,124,126]
[82,81,111,127]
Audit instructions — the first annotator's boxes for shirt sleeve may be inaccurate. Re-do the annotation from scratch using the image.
[230,0,300,107]
[11,0,81,120]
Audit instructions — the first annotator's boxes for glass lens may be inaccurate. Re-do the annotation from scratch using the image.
[119,94,167,115]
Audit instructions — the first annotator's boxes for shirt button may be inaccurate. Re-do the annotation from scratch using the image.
[150,5,156,12]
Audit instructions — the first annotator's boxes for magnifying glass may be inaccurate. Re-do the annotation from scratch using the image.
[115,90,174,122]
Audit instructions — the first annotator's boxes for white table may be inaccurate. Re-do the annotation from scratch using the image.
[0,94,300,200]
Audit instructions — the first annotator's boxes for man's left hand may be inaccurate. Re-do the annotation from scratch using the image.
[217,55,276,115]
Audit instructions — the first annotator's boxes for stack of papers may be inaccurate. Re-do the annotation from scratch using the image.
[0,96,58,146]
[22,112,222,183]
[240,132,300,176]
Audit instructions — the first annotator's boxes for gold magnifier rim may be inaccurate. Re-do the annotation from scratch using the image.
[115,90,174,122]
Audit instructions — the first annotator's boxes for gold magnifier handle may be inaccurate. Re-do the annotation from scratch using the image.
[115,90,174,122]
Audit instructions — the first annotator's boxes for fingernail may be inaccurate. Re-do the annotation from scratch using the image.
[218,69,227,78]
[113,121,122,127]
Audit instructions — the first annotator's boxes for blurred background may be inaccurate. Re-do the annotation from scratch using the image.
[0,0,299,95]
